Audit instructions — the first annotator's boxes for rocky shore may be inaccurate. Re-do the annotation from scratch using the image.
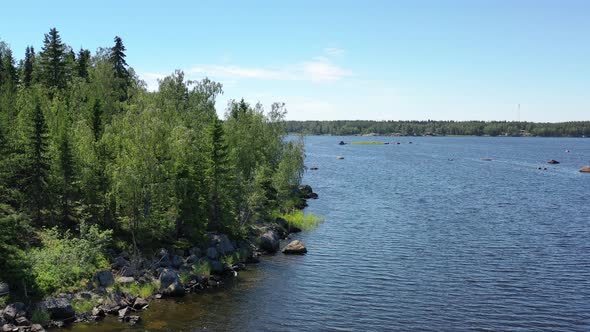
[0,186,317,332]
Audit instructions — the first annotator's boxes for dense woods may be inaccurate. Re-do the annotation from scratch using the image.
[286,120,590,137]
[0,29,304,298]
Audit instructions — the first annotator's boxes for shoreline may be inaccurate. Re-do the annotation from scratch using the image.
[0,186,319,332]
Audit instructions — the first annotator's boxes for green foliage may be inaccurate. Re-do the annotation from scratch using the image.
[30,308,50,325]
[279,210,324,231]
[192,261,212,278]
[28,224,112,295]
[71,298,97,313]
[286,120,590,137]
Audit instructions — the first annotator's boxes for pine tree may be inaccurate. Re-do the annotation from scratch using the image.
[39,28,66,91]
[22,46,35,87]
[205,118,236,231]
[77,48,90,79]
[25,104,50,225]
[1,48,18,90]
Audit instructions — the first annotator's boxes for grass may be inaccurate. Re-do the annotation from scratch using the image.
[0,295,7,308]
[350,141,386,145]
[31,308,51,325]
[71,298,97,313]
[118,281,160,299]
[280,210,324,231]
[179,272,191,284]
[192,261,211,278]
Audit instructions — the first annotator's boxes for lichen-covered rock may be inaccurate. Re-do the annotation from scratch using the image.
[282,240,307,255]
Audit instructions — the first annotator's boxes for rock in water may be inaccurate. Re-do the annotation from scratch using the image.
[259,230,280,253]
[282,240,308,255]
[580,166,590,173]
[547,159,560,164]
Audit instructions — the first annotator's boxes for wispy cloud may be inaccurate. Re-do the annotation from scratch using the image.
[139,49,351,91]
[324,47,345,56]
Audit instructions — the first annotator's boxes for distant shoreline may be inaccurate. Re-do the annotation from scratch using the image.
[289,133,589,138]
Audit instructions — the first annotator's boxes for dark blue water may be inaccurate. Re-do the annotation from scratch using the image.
[72,136,590,331]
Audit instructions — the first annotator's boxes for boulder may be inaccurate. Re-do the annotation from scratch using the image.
[170,255,184,269]
[547,159,560,164]
[298,185,313,197]
[0,282,8,296]
[186,254,199,264]
[117,276,135,284]
[282,240,307,255]
[91,307,105,317]
[206,247,219,260]
[14,316,29,326]
[307,192,319,199]
[31,324,46,332]
[2,324,16,332]
[189,247,202,257]
[2,303,25,322]
[158,269,185,297]
[580,166,590,173]
[93,270,115,287]
[209,260,224,274]
[259,230,280,253]
[38,298,75,320]
[132,298,149,310]
[309,166,319,170]
[121,315,141,325]
[211,234,235,255]
[113,256,130,269]
[120,265,136,277]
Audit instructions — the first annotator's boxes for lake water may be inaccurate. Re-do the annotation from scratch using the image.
[70,136,590,331]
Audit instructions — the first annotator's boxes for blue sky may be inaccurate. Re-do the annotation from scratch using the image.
[1,0,589,121]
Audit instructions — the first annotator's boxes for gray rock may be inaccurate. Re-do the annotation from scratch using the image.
[211,234,235,255]
[156,248,169,258]
[31,324,46,332]
[91,307,105,317]
[120,266,136,277]
[15,316,29,326]
[0,282,8,296]
[259,230,280,253]
[282,240,307,255]
[113,256,130,269]
[121,315,141,325]
[93,270,115,287]
[209,260,224,274]
[132,298,149,310]
[158,269,185,297]
[170,255,184,268]
[186,254,200,264]
[2,303,25,322]
[116,277,135,284]
[118,306,130,318]
[206,247,219,260]
[189,247,201,257]
[38,298,75,320]
[2,324,16,332]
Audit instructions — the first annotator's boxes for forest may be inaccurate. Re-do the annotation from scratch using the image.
[0,29,304,298]
[286,120,590,137]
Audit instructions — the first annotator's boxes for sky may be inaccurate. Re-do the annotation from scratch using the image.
[0,0,589,122]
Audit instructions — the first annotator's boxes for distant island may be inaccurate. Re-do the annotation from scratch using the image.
[286,120,590,137]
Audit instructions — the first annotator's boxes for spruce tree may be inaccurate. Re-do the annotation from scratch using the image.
[110,36,130,101]
[39,28,66,91]
[205,118,235,231]
[22,46,35,87]
[1,48,18,90]
[58,129,77,229]
[25,104,50,225]
[77,48,90,79]
[91,99,102,141]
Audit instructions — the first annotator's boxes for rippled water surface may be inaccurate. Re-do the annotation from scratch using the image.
[70,136,590,331]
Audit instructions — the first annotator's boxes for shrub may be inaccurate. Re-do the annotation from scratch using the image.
[28,223,112,296]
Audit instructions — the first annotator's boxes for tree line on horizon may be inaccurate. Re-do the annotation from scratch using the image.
[0,28,304,297]
[286,120,590,137]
